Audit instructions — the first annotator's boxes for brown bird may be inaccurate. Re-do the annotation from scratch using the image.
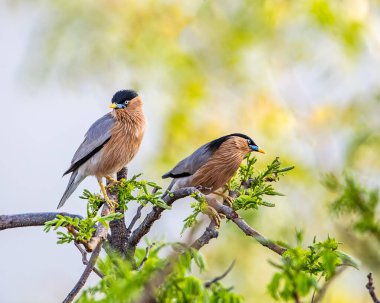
[162,133,265,204]
[58,89,146,209]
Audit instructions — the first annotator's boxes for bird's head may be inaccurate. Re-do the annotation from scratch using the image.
[110,89,139,109]
[224,133,265,154]
[245,136,265,154]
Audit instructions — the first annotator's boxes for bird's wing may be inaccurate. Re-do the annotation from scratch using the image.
[162,142,215,179]
[63,113,115,175]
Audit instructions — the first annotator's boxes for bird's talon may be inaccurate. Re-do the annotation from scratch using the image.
[106,176,120,187]
[224,196,234,208]
[105,199,118,212]
[204,206,222,227]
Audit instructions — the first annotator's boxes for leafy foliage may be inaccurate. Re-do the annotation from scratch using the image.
[229,155,294,211]
[44,175,166,244]
[77,244,242,303]
[110,174,168,211]
[44,165,358,303]
[181,192,208,233]
[268,233,357,301]
[181,156,294,232]
[44,213,123,244]
[323,173,380,241]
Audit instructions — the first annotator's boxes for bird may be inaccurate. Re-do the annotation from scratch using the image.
[58,89,146,210]
[162,133,265,219]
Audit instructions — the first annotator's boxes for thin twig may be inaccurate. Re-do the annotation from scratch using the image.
[367,273,380,303]
[311,266,346,303]
[127,204,144,236]
[63,242,103,303]
[138,242,156,270]
[0,212,82,230]
[74,242,104,278]
[204,260,236,288]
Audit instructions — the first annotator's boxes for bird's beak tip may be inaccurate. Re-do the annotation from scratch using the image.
[258,148,265,154]
[110,103,117,109]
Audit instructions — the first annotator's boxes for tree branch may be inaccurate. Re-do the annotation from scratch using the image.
[311,266,346,303]
[74,242,104,278]
[108,167,129,254]
[191,221,219,250]
[63,242,103,303]
[138,242,156,270]
[367,273,380,303]
[128,187,199,249]
[0,212,82,230]
[127,204,144,237]
[209,199,286,255]
[204,260,235,288]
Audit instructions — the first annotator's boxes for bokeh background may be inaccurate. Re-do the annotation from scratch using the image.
[1,0,380,302]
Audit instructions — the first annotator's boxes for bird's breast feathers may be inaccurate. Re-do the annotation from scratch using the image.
[95,108,145,178]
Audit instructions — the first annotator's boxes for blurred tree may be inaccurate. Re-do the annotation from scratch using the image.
[10,0,380,301]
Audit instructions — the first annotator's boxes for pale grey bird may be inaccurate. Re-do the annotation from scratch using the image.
[58,89,146,209]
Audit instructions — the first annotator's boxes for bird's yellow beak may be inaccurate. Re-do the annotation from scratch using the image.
[258,148,265,154]
[110,103,118,109]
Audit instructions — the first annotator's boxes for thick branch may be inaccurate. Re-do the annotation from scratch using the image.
[63,242,103,303]
[128,187,199,248]
[0,212,82,231]
[209,199,286,255]
[108,167,129,254]
[191,221,219,250]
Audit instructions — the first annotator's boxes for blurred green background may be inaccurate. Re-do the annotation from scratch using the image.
[1,0,380,302]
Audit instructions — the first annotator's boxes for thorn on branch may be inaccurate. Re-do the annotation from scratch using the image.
[204,260,236,288]
[367,273,380,303]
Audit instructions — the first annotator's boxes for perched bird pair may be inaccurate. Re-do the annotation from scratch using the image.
[59,89,265,214]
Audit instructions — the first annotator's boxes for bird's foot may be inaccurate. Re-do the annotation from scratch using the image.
[223,196,234,208]
[203,206,224,228]
[106,175,120,186]
[98,180,119,212]
[105,197,119,212]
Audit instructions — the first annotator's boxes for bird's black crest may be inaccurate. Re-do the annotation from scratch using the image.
[208,133,256,152]
[112,90,138,104]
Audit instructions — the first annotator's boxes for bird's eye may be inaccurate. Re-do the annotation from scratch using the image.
[247,139,252,144]
[124,100,129,105]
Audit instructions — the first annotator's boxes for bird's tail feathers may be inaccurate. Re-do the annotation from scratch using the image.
[57,171,85,209]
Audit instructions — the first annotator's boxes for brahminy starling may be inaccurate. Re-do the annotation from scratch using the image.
[162,133,264,208]
[58,89,146,209]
